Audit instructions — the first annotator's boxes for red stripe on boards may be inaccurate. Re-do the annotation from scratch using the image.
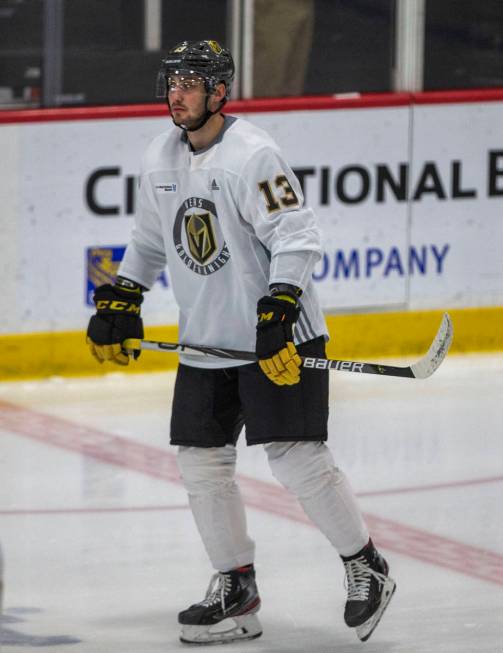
[1,88,503,124]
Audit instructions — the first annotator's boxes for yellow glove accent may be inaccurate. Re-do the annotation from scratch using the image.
[258,342,302,386]
[86,337,129,366]
[273,293,297,305]
[122,338,142,354]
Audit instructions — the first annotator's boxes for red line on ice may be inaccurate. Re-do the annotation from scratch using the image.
[357,475,503,497]
[0,505,189,516]
[1,399,502,586]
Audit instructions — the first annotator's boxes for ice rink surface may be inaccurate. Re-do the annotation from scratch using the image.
[0,353,502,652]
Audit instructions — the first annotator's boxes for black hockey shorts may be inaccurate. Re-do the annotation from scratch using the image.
[170,336,329,447]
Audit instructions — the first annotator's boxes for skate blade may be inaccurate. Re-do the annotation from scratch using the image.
[180,613,262,645]
[356,577,396,642]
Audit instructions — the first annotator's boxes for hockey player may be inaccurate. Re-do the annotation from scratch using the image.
[86,39,396,645]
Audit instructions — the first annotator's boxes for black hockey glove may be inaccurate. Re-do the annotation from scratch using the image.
[86,280,144,366]
[256,287,302,386]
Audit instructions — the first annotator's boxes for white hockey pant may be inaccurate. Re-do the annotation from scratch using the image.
[265,441,369,556]
[177,445,256,572]
[177,441,369,572]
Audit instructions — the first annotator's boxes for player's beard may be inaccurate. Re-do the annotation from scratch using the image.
[170,100,208,132]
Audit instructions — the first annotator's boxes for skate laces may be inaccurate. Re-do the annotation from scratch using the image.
[344,556,387,601]
[201,572,233,611]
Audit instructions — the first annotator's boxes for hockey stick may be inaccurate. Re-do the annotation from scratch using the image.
[123,312,453,379]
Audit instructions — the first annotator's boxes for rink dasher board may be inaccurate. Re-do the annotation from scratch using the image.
[0,94,501,355]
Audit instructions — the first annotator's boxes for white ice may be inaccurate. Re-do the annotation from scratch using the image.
[0,353,502,652]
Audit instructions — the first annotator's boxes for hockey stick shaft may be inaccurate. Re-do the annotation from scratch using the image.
[123,312,453,379]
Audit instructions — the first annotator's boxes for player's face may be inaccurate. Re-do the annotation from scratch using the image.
[167,75,207,129]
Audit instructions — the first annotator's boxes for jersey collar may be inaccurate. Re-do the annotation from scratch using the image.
[181,115,238,155]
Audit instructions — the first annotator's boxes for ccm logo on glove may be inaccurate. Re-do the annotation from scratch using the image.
[86,282,144,366]
[95,299,141,313]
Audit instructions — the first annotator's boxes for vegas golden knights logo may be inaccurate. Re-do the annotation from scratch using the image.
[185,212,217,264]
[174,196,230,275]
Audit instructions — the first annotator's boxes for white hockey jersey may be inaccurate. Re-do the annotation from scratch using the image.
[119,115,328,368]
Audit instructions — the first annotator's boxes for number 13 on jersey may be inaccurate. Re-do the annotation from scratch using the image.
[258,175,300,213]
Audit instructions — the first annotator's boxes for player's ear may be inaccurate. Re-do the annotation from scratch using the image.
[214,82,226,103]
[208,82,226,113]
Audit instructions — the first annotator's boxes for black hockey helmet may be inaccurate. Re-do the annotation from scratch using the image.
[156,39,235,100]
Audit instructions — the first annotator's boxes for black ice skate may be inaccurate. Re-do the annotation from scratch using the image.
[342,540,396,642]
[178,564,262,645]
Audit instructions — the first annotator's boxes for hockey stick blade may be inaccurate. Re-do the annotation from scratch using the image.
[123,312,453,379]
